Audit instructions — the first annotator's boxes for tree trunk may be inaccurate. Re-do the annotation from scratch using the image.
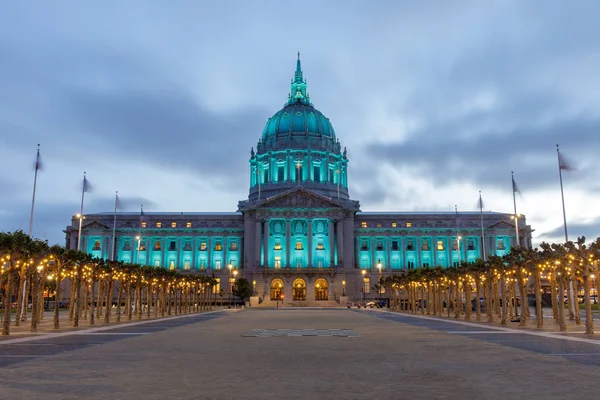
[493,279,500,317]
[534,268,543,328]
[116,282,122,323]
[89,280,96,325]
[54,267,62,329]
[104,276,113,324]
[584,266,593,335]
[475,279,482,321]
[83,282,89,320]
[69,278,76,321]
[519,275,528,327]
[486,275,494,323]
[2,267,14,335]
[30,270,39,332]
[572,270,581,325]
[465,278,472,321]
[15,270,25,326]
[566,276,574,321]
[73,265,83,328]
[557,271,567,331]
[550,272,558,322]
[126,282,132,321]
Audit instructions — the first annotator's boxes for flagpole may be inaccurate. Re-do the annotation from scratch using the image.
[557,145,568,242]
[479,191,486,261]
[28,144,41,236]
[455,205,461,264]
[511,172,520,246]
[77,171,86,251]
[111,191,118,261]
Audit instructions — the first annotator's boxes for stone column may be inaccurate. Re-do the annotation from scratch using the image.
[416,236,421,268]
[286,220,291,267]
[386,236,391,270]
[255,221,262,266]
[336,220,344,266]
[371,237,376,270]
[329,220,335,267]
[307,220,313,267]
[192,237,197,270]
[207,237,212,269]
[264,220,270,268]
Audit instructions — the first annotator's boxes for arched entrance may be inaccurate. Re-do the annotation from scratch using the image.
[270,278,284,301]
[315,278,328,301]
[292,278,306,301]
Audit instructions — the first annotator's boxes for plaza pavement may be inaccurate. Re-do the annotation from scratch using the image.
[1,308,600,399]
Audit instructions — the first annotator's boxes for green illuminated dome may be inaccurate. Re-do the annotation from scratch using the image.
[261,54,336,141]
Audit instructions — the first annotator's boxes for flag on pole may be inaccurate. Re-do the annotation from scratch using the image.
[33,145,43,171]
[512,175,520,194]
[558,151,574,171]
[477,193,484,210]
[83,173,93,193]
[140,205,146,227]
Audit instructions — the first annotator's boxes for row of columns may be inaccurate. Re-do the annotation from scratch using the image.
[258,219,344,268]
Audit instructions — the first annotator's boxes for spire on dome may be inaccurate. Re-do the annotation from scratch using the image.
[288,52,310,105]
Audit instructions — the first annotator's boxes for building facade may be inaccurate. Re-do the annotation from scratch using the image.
[65,56,532,305]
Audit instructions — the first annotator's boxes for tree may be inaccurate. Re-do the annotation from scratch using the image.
[233,278,252,300]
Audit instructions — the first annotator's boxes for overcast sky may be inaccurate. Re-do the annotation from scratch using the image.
[1,1,599,247]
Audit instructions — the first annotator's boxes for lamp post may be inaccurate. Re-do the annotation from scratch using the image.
[510,214,521,247]
[76,213,86,251]
[232,269,238,307]
[276,283,283,309]
[377,260,383,302]
[361,269,366,306]
[342,280,346,296]
[228,263,233,308]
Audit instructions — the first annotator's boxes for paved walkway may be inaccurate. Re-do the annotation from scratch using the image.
[0,308,600,399]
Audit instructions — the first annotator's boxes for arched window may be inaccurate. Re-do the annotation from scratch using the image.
[315,278,328,301]
[270,278,284,300]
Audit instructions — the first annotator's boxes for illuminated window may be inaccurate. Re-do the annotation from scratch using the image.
[295,241,303,250]
[215,243,222,251]
[200,242,207,251]
[317,243,324,250]
[421,240,430,251]
[171,222,177,228]
[154,260,160,267]
[296,258,302,268]
[200,261,205,269]
[295,161,302,181]
[215,260,221,269]
[184,261,190,270]
[169,260,175,270]
[141,222,147,228]
[92,241,101,251]
[406,222,412,228]
[154,241,161,250]
[139,242,146,251]
[230,242,238,251]
[497,240,505,250]
[156,222,162,228]
[391,222,397,228]
[274,243,282,250]
[437,240,445,251]
[186,222,192,228]
[274,257,281,268]
[363,277,371,294]
[376,223,382,228]
[213,278,221,294]
[361,222,367,228]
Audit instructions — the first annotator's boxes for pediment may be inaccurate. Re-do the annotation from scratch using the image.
[259,188,342,209]
[83,221,111,230]
[486,220,514,230]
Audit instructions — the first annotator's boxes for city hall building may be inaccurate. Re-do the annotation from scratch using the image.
[65,56,532,306]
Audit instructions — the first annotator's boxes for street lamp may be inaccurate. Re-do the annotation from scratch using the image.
[361,269,367,306]
[342,280,346,296]
[277,283,283,309]
[377,260,383,302]
[232,269,238,307]
[76,213,86,251]
[510,214,521,246]
[228,263,233,308]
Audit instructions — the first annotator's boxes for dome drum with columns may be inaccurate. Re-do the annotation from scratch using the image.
[65,54,532,307]
[248,53,349,202]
